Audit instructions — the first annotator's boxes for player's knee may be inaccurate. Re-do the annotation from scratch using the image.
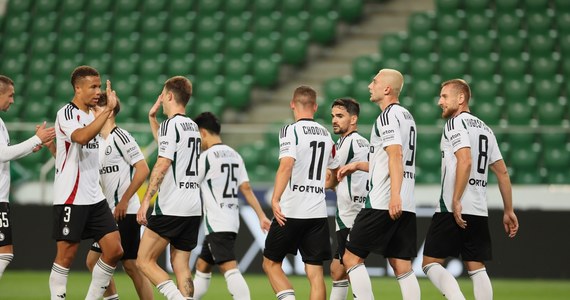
[262,257,277,274]
[330,264,346,281]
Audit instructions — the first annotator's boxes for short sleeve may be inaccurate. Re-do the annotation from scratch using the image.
[379,110,402,148]
[327,138,340,169]
[488,133,503,164]
[196,150,208,184]
[114,129,144,166]
[445,118,471,153]
[236,154,250,185]
[278,124,296,160]
[158,120,176,160]
[57,107,83,139]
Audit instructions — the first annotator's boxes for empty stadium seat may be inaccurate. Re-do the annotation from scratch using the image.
[506,103,534,125]
[538,102,565,125]
[504,79,531,103]
[225,0,249,16]
[253,58,279,87]
[436,12,464,35]
[380,33,407,59]
[409,35,434,58]
[281,35,309,65]
[225,79,253,109]
[501,57,528,81]
[408,12,434,36]
[465,0,490,13]
[440,57,466,80]
[413,102,440,125]
[324,77,352,100]
[337,0,363,23]
[32,13,58,37]
[468,33,496,58]
[198,0,222,14]
[310,13,337,44]
[410,57,436,81]
[466,12,493,35]
[469,57,497,80]
[169,14,195,35]
[471,79,500,103]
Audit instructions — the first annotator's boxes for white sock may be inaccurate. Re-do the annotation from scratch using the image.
[276,289,295,300]
[330,279,349,300]
[423,263,465,300]
[86,258,116,300]
[103,294,120,300]
[347,263,374,300]
[49,263,69,300]
[193,270,212,300]
[224,268,250,300]
[0,253,14,280]
[157,280,186,300]
[396,271,421,300]
[469,268,493,300]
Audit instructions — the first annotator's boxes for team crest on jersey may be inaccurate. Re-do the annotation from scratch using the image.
[105,145,112,155]
[63,225,70,236]
[0,232,4,241]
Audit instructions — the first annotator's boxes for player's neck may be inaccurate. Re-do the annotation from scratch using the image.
[71,97,90,113]
[100,120,116,138]
[204,136,222,150]
[379,97,399,111]
[341,127,358,137]
[167,106,186,118]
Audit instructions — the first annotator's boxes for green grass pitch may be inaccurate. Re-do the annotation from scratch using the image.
[1,271,569,299]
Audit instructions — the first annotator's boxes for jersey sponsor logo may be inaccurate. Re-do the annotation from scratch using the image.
[302,125,329,136]
[403,171,415,179]
[291,184,325,194]
[381,129,395,141]
[126,146,138,154]
[82,140,99,149]
[220,203,239,210]
[352,196,366,203]
[62,225,70,236]
[179,181,200,189]
[100,165,119,174]
[105,145,112,155]
[469,178,487,187]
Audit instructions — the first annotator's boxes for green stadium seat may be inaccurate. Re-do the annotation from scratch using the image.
[382,55,410,74]
[466,12,492,35]
[111,55,139,78]
[58,14,84,36]
[497,13,523,35]
[253,14,280,37]
[413,101,440,125]
[499,34,525,58]
[352,56,377,81]
[253,58,279,87]
[252,36,278,59]
[225,79,252,109]
[495,0,520,13]
[410,58,436,81]
[524,0,549,11]
[351,79,372,104]
[2,35,29,56]
[138,77,165,102]
[61,0,84,13]
[533,79,561,103]
[501,57,527,81]
[506,102,533,125]
[413,79,439,102]
[57,36,82,57]
[223,35,251,59]
[468,34,495,58]
[417,131,441,150]
[83,34,111,60]
[91,0,112,13]
[6,0,31,13]
[323,77,353,100]
[540,131,567,148]
[508,131,536,147]
[436,0,460,13]
[1,55,27,77]
[31,13,57,37]
[471,79,500,103]
[166,55,194,77]
[238,142,263,169]
[526,12,553,35]
[114,0,140,13]
[168,0,194,15]
[310,0,334,16]
[140,14,166,34]
[510,147,539,171]
[83,55,111,75]
[358,101,378,125]
[84,14,112,36]
[408,12,434,36]
[281,36,308,65]
[547,170,570,184]
[555,0,570,11]
[337,0,363,23]
[139,58,165,80]
[557,12,570,34]
[530,57,557,81]
[25,78,53,99]
[282,0,306,16]
[469,57,497,80]
[528,34,555,58]
[113,14,140,38]
[34,0,59,14]
[195,58,222,80]
[192,96,225,116]
[141,0,166,12]
[417,145,440,170]
[436,12,464,35]
[55,57,80,77]
[513,170,542,184]
[310,14,337,44]
[471,102,502,126]
[168,13,195,35]
[139,37,166,57]
[3,13,30,37]
[440,57,466,80]
[27,55,55,80]
[168,35,193,56]
[198,0,222,14]
[537,102,564,125]
[225,14,251,38]
[112,76,137,100]
[380,33,408,59]
[281,13,309,38]
[416,169,440,184]
[504,79,531,103]
[25,100,52,120]
[31,34,56,56]
[409,35,434,58]
[439,35,464,58]
[194,79,223,100]
[543,147,570,172]
[196,14,223,38]
[225,0,249,16]
[465,0,490,13]
[254,0,278,15]
[112,36,139,58]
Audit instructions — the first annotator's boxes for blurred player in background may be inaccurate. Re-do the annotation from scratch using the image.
[191,112,271,300]
[86,93,153,300]
[0,75,55,281]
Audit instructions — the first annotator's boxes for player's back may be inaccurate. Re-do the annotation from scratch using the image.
[155,114,202,217]
[278,119,338,219]
[440,112,502,216]
[199,144,248,233]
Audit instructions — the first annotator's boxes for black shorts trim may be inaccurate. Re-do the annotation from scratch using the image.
[147,215,201,252]
[423,213,492,262]
[334,228,351,263]
[199,232,237,265]
[346,209,417,260]
[52,200,118,243]
[0,203,13,247]
[264,218,331,265]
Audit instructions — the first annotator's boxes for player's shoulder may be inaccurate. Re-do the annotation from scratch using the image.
[111,127,133,145]
[56,102,78,120]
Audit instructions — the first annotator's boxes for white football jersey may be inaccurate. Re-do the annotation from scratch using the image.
[99,127,145,214]
[0,118,10,203]
[278,119,339,219]
[54,103,105,205]
[334,131,369,230]
[367,104,416,212]
[153,114,202,217]
[197,144,248,234]
[438,112,502,217]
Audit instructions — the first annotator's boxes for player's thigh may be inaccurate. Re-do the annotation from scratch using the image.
[204,232,238,265]
[84,200,119,242]
[170,246,192,273]
[263,219,298,262]
[423,212,462,259]
[345,209,392,259]
[461,215,492,262]
[384,211,417,259]
[138,227,170,261]
[299,218,331,265]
